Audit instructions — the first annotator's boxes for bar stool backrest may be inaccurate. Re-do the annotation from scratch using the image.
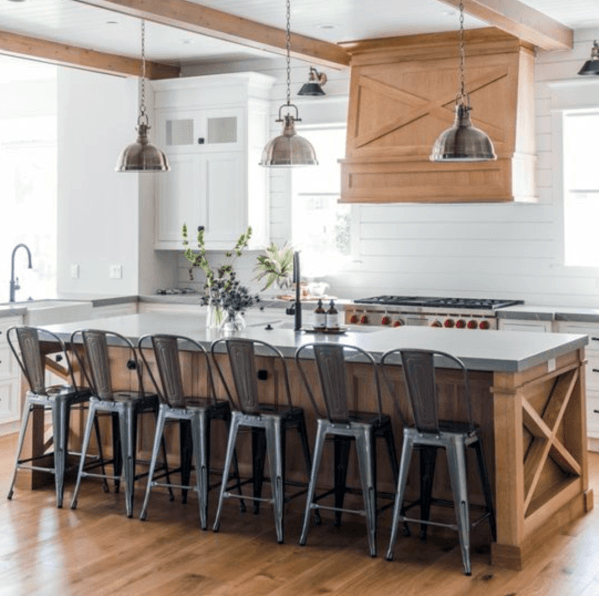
[70,329,143,401]
[295,343,383,423]
[211,337,292,414]
[138,334,216,408]
[381,348,473,434]
[7,326,75,395]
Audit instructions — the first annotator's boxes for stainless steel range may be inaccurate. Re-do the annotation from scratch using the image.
[345,296,524,330]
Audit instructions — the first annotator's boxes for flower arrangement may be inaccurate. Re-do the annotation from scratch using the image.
[182,224,259,328]
[255,242,294,290]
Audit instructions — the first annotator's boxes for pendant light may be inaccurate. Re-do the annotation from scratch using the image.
[259,0,318,167]
[578,41,599,76]
[116,20,169,173]
[298,67,327,96]
[430,2,496,162]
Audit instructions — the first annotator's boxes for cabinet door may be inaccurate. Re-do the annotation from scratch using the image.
[155,153,205,247]
[155,108,243,154]
[203,152,245,248]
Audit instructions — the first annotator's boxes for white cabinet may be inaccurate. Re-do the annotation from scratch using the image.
[498,319,553,332]
[0,316,23,425]
[152,73,275,251]
[556,321,599,448]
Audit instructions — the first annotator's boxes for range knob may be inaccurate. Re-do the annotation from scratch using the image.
[392,319,404,327]
[360,315,369,324]
[349,314,359,324]
[455,319,466,329]
[444,319,455,328]
[467,320,478,329]
[381,315,391,326]
[479,320,490,330]
[430,319,443,328]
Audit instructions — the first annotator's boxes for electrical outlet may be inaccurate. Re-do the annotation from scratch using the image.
[109,264,123,279]
[70,264,79,279]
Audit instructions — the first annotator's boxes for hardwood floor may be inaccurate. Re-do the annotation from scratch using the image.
[1,431,599,596]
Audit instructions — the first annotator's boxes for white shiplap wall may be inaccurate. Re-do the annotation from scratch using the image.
[178,30,599,306]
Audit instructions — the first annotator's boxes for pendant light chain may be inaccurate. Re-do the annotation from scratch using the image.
[139,19,148,125]
[285,0,291,106]
[458,1,466,103]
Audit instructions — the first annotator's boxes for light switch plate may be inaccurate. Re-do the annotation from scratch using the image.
[70,264,79,279]
[109,264,123,279]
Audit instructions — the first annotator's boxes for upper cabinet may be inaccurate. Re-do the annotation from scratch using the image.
[152,73,275,250]
[340,28,537,204]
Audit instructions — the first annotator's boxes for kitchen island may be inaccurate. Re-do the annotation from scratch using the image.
[26,311,592,570]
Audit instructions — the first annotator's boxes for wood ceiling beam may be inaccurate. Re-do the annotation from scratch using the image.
[73,0,351,68]
[0,29,179,79]
[436,0,573,50]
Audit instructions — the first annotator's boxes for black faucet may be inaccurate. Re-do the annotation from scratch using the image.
[285,251,302,331]
[9,243,33,303]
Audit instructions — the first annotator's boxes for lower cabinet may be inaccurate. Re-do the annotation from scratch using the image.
[498,319,553,332]
[0,316,23,427]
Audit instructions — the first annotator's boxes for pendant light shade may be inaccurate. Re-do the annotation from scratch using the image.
[260,0,317,167]
[430,2,496,163]
[298,67,327,96]
[116,20,169,173]
[430,103,496,161]
[578,41,599,75]
[260,108,318,166]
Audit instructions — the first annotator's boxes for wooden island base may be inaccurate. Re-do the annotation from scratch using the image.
[21,338,592,571]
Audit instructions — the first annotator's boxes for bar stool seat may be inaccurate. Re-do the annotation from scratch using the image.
[137,334,244,530]
[6,326,106,509]
[295,342,399,558]
[381,348,496,576]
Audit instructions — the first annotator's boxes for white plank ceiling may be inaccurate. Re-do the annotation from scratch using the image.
[0,0,597,66]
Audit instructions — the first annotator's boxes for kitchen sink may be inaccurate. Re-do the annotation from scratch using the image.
[12,300,94,326]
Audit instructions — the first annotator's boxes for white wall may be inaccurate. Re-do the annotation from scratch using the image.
[57,67,177,296]
[179,30,599,307]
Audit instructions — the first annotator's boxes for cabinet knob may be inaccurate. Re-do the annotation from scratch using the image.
[198,137,205,144]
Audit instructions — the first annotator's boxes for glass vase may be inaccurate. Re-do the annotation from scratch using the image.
[220,311,246,333]
[206,299,224,329]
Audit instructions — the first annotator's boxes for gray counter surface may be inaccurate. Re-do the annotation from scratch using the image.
[43,311,587,373]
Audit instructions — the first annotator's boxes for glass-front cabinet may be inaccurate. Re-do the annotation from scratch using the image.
[152,73,274,250]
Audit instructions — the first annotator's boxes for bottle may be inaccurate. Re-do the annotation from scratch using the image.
[326,300,339,329]
[314,299,326,329]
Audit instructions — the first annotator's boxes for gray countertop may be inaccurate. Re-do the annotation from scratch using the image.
[43,311,588,373]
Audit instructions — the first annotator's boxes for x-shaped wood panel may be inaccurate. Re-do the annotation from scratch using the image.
[352,68,507,151]
[522,368,581,513]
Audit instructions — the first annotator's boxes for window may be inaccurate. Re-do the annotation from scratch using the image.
[0,56,57,301]
[563,109,599,267]
[291,125,351,278]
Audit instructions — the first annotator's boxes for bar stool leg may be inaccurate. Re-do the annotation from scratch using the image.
[191,410,209,530]
[333,437,351,527]
[52,399,68,508]
[299,421,326,547]
[71,400,98,510]
[386,432,415,561]
[472,439,496,541]
[251,428,267,514]
[419,446,437,541]
[356,427,377,557]
[7,397,34,500]
[119,405,136,518]
[213,413,240,533]
[296,413,320,525]
[446,437,472,576]
[92,415,109,493]
[139,405,167,521]
[111,412,122,494]
[265,417,285,544]
[223,412,245,513]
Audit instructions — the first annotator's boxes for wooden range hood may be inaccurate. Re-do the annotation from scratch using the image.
[339,28,537,204]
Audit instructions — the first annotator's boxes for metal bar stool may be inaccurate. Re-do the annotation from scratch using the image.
[295,342,399,558]
[69,329,172,518]
[211,337,315,544]
[381,348,496,575]
[137,334,244,529]
[6,326,106,508]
